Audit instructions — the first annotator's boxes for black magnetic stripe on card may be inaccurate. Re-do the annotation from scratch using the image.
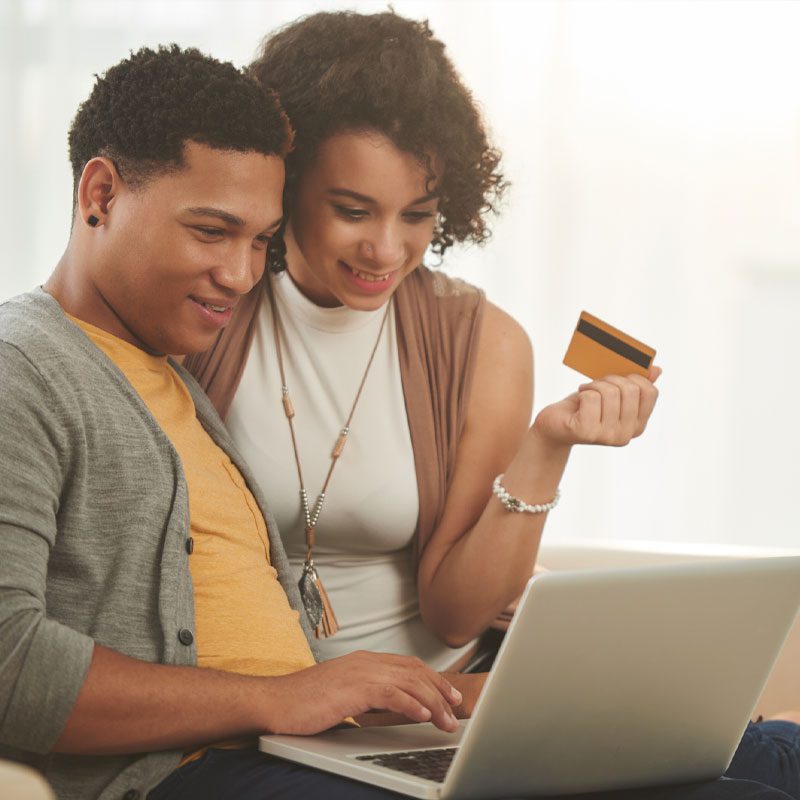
[576,319,652,368]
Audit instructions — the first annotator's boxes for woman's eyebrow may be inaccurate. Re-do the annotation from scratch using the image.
[328,188,375,204]
[408,191,439,205]
[327,188,440,205]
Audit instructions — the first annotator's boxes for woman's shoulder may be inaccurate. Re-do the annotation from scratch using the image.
[407,265,483,302]
[397,267,485,337]
[478,299,532,365]
[404,267,529,358]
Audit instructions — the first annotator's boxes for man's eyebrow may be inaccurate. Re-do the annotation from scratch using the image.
[262,215,284,232]
[185,207,246,226]
[185,207,283,232]
[328,188,439,206]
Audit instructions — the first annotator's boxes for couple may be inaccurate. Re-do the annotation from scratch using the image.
[0,11,798,800]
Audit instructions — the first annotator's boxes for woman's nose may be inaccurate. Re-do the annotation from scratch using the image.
[361,226,405,269]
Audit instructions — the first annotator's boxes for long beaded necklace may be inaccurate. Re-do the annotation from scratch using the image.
[266,275,392,638]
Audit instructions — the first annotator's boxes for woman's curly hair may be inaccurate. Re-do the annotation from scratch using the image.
[249,11,507,271]
[68,44,292,194]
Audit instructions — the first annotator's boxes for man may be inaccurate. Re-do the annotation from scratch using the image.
[0,45,789,800]
[0,45,461,800]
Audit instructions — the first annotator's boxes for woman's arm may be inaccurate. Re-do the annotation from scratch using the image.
[416,302,659,646]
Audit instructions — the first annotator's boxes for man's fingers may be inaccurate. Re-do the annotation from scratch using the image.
[378,654,462,706]
[352,653,462,732]
[368,680,458,732]
[369,684,432,723]
[429,668,462,706]
[390,663,460,732]
[270,652,469,736]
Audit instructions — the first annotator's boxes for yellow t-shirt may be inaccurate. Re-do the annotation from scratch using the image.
[72,318,316,753]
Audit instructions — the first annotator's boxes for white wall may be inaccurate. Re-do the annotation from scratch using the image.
[2,0,798,549]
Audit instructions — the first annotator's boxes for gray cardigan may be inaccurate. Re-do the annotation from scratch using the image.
[0,289,317,800]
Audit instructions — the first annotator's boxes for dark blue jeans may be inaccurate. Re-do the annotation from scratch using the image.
[148,721,800,800]
[727,720,800,798]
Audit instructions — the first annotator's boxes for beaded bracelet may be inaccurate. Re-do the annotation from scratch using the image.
[492,474,561,514]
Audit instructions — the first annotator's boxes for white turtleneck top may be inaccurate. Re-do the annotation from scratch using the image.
[227,271,473,670]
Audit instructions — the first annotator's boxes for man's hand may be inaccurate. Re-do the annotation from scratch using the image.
[55,646,464,755]
[356,671,488,728]
[262,651,463,735]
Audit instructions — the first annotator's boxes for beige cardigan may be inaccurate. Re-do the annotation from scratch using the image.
[184,266,486,562]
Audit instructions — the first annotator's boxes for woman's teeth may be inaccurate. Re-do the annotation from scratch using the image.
[349,266,390,282]
[201,302,226,312]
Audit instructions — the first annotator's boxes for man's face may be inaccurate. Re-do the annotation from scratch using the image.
[91,141,284,355]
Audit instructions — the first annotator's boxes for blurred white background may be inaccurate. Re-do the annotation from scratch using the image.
[1,0,798,549]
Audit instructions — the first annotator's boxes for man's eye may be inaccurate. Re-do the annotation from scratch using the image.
[333,205,368,221]
[194,226,224,238]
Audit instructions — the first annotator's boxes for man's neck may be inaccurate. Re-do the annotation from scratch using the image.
[44,251,160,355]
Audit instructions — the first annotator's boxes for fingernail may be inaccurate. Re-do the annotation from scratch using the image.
[450,687,463,704]
[448,712,458,726]
[420,707,432,720]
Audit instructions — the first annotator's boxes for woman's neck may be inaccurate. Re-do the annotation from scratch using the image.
[283,225,343,308]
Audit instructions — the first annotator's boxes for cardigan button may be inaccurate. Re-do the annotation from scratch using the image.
[122,790,140,800]
[185,537,194,555]
[178,628,194,646]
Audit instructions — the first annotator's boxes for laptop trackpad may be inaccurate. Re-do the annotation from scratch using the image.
[261,720,466,760]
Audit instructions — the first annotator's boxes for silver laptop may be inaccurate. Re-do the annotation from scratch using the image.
[260,557,800,798]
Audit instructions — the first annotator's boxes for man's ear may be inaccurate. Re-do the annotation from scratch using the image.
[76,157,122,228]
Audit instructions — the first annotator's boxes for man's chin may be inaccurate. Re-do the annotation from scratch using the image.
[156,331,218,359]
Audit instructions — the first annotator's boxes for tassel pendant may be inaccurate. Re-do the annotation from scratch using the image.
[298,560,340,639]
[269,291,390,643]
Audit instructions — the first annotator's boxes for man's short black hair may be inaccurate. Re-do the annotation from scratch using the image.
[68,44,292,193]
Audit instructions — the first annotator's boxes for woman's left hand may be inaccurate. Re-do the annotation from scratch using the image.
[532,366,661,448]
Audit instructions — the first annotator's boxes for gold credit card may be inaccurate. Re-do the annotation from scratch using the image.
[563,311,656,380]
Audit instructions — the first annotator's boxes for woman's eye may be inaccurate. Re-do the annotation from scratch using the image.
[253,234,272,250]
[333,204,368,221]
[404,211,435,223]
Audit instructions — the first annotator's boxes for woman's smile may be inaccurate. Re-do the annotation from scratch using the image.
[285,130,439,310]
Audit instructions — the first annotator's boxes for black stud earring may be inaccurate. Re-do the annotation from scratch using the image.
[87,215,99,227]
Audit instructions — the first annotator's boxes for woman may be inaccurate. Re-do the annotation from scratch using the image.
[183,10,800,798]
[186,9,659,670]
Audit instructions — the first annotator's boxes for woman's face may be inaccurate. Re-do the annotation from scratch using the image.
[285,130,439,309]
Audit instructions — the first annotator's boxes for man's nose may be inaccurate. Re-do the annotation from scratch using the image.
[212,244,263,295]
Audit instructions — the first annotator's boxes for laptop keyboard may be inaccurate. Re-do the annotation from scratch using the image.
[355,746,458,783]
